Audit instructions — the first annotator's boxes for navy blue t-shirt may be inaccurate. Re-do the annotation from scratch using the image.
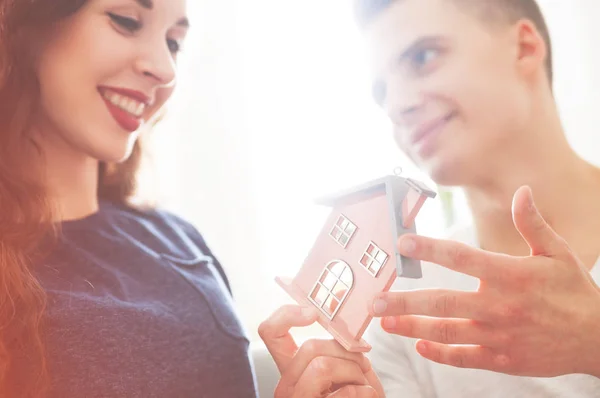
[30,200,258,397]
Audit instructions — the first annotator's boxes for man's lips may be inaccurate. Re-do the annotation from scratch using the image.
[409,111,456,146]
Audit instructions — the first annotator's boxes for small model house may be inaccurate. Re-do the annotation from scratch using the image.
[276,175,436,352]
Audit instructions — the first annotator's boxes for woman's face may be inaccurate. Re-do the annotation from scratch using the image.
[35,0,188,162]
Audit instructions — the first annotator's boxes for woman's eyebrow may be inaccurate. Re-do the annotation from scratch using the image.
[133,0,189,28]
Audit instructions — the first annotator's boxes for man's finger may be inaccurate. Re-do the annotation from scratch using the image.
[415,340,510,373]
[327,385,379,397]
[258,305,319,373]
[370,289,484,320]
[279,339,371,389]
[512,185,566,257]
[397,234,507,280]
[380,315,502,346]
[277,357,368,398]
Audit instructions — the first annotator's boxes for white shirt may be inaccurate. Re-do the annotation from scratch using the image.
[366,225,600,397]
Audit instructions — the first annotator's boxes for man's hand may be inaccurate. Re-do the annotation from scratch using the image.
[369,186,600,377]
[259,305,384,397]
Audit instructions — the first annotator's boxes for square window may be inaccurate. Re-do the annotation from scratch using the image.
[366,244,375,255]
[369,262,382,276]
[339,234,349,246]
[361,242,389,277]
[376,250,388,263]
[360,254,370,267]
[345,223,356,235]
[330,227,342,240]
[330,216,356,247]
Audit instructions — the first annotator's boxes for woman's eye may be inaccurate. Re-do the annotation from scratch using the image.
[108,13,141,32]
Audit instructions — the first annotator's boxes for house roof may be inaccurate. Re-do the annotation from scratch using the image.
[314,175,436,207]
[315,175,437,279]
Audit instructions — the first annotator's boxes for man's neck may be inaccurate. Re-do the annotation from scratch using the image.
[463,111,600,268]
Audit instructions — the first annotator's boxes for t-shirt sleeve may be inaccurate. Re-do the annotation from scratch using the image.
[366,225,479,397]
[366,317,426,397]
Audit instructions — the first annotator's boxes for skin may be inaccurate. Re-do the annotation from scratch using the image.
[32,0,187,222]
[363,0,600,378]
[261,0,600,390]
[371,186,600,377]
[259,305,384,397]
[32,1,380,395]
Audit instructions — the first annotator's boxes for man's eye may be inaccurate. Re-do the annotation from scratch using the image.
[411,48,440,70]
[108,13,141,32]
[167,39,181,54]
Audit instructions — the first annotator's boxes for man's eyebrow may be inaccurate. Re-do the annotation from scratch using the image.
[370,35,444,106]
[135,0,153,9]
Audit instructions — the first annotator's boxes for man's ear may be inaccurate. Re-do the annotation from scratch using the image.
[514,19,548,82]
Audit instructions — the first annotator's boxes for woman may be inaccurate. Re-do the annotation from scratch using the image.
[0,0,257,396]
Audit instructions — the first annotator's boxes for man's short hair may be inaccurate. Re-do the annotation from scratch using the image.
[353,0,553,84]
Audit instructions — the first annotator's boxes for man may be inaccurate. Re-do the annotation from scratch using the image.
[353,0,600,396]
[258,1,600,396]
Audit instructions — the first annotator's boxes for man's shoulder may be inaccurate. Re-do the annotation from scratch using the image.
[444,222,478,245]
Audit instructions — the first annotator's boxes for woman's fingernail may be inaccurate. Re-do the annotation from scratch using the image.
[400,237,416,254]
[372,298,387,314]
[382,316,396,329]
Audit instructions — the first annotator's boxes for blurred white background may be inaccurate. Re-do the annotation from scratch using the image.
[140,0,600,342]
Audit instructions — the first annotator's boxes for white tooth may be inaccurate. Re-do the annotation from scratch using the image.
[109,93,120,106]
[110,94,120,106]
[103,90,144,116]
[126,101,137,114]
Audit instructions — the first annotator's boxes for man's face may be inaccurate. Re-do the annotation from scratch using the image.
[365,0,532,185]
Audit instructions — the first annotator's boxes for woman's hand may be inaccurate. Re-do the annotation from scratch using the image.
[259,305,385,397]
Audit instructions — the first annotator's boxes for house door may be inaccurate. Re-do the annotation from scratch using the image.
[308,260,354,319]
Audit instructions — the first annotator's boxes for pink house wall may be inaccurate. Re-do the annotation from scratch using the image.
[293,192,399,339]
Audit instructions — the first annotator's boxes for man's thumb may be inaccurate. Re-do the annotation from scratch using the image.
[512,185,563,256]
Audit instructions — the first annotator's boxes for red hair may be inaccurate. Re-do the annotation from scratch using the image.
[1,1,145,396]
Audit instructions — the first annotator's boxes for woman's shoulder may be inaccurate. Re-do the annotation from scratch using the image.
[100,200,203,240]
[79,200,215,264]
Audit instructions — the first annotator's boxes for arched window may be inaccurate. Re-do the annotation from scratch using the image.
[308,260,354,319]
